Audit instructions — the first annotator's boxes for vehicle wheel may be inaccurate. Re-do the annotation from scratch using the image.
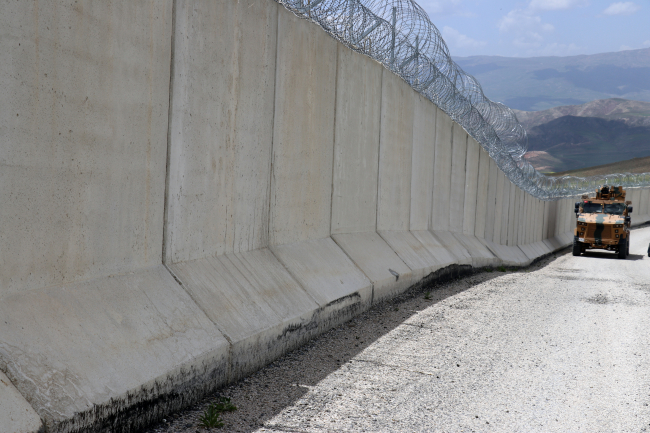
[618,238,627,259]
[627,237,630,256]
[572,236,581,256]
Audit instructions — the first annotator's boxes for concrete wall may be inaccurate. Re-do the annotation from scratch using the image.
[410,96,438,231]
[2,1,649,431]
[1,1,172,295]
[165,0,277,261]
[377,70,414,231]
[431,109,453,231]
[270,8,337,245]
[331,45,382,234]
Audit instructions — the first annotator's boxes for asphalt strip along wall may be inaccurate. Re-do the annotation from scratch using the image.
[1,1,650,432]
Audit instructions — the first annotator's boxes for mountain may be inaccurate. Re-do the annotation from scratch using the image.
[522,114,650,173]
[514,98,650,129]
[454,48,650,111]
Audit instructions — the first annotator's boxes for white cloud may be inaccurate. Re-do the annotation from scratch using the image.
[441,26,487,50]
[644,40,650,47]
[498,9,554,33]
[529,0,587,11]
[498,9,554,49]
[603,2,641,15]
[619,45,633,51]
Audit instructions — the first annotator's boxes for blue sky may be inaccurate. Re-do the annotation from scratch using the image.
[418,0,650,57]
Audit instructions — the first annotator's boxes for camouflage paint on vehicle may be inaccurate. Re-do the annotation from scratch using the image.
[593,214,605,245]
[573,185,632,257]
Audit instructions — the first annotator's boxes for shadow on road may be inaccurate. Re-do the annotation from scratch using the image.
[143,254,564,433]
[583,251,645,261]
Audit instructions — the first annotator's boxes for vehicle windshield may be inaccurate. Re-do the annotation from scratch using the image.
[604,203,626,215]
[582,202,602,213]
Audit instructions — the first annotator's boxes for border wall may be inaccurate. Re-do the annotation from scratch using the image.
[2,1,650,431]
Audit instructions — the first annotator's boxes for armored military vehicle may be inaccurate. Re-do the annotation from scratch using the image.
[573,185,633,259]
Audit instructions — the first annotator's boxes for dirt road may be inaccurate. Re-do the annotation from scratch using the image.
[147,225,650,433]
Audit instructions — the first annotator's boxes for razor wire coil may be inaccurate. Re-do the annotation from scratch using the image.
[279,0,650,199]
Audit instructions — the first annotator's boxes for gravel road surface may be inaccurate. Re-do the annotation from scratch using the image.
[146,225,650,433]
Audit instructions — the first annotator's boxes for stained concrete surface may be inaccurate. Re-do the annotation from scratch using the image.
[145,225,650,433]
[0,371,42,433]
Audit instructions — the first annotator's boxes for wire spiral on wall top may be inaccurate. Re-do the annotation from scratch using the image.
[280,0,650,199]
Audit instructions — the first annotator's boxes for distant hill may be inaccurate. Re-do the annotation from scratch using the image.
[514,98,650,129]
[523,115,650,173]
[454,48,650,111]
[549,155,650,178]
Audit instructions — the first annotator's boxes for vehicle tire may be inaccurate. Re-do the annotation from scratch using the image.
[627,236,630,256]
[618,238,627,259]
[572,236,581,256]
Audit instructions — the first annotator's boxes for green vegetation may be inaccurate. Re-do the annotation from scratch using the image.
[198,397,237,429]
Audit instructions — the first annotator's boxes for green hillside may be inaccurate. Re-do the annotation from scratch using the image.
[550,155,650,177]
[514,98,650,129]
[454,48,650,111]
[524,115,650,173]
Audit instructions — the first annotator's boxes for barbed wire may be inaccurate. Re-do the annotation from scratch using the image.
[279,0,650,199]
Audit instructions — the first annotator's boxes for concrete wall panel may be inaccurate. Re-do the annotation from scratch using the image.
[507,181,517,246]
[411,230,458,268]
[517,189,525,244]
[493,171,505,243]
[270,8,337,245]
[0,1,173,295]
[168,249,319,379]
[527,195,534,244]
[557,199,566,236]
[431,110,453,231]
[629,189,641,224]
[474,147,490,238]
[377,70,414,231]
[331,46,382,234]
[166,0,277,262]
[449,124,468,233]
[0,371,43,433]
[463,137,480,236]
[538,200,545,242]
[633,188,650,217]
[514,190,521,244]
[379,231,442,281]
[542,201,548,241]
[0,266,229,431]
[637,190,644,217]
[520,193,528,244]
[547,200,557,239]
[500,178,511,245]
[332,232,413,302]
[532,198,544,242]
[484,159,498,242]
[410,97,438,230]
